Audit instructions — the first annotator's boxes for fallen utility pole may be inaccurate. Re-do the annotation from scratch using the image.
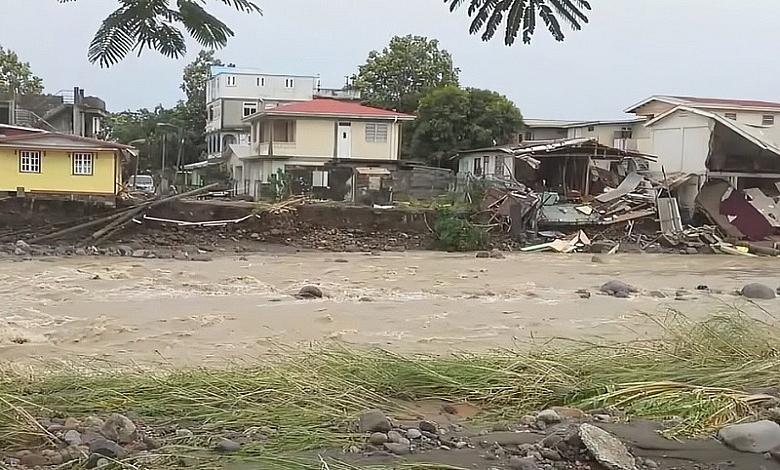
[28,183,220,244]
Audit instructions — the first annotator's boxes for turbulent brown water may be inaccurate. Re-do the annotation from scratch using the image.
[0,252,776,365]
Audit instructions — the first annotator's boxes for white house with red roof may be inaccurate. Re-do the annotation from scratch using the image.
[220,98,414,199]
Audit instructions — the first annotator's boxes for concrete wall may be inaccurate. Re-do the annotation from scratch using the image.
[525,127,568,140]
[646,110,713,174]
[0,149,119,195]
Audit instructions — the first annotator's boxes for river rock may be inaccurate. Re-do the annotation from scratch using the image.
[600,280,638,298]
[406,428,422,440]
[297,285,323,299]
[509,456,540,470]
[83,416,105,429]
[387,430,404,443]
[741,283,776,300]
[537,409,562,424]
[63,429,82,446]
[368,432,388,445]
[579,423,637,470]
[20,453,48,467]
[419,420,438,433]
[476,251,490,258]
[89,438,127,459]
[383,442,411,455]
[718,420,780,453]
[359,409,391,433]
[101,413,137,444]
[215,438,241,452]
[64,417,81,430]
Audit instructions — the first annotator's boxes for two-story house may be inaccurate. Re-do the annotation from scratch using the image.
[205,66,362,160]
[205,66,321,159]
[222,98,413,199]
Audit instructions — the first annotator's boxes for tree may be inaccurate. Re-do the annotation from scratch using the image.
[58,0,261,67]
[180,50,223,160]
[411,86,523,166]
[0,46,44,96]
[446,0,591,45]
[353,35,460,113]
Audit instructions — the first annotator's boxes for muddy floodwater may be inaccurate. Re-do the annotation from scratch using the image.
[0,252,776,365]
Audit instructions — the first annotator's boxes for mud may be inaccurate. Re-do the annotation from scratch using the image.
[0,251,777,365]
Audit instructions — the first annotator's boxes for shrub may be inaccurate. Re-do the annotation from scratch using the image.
[432,207,487,251]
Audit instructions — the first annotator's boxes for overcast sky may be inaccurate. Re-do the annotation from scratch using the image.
[2,0,778,119]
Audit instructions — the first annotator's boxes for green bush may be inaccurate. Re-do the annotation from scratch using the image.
[433,207,487,251]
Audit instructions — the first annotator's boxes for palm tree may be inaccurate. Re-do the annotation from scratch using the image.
[62,0,590,68]
[445,0,591,45]
[58,0,261,67]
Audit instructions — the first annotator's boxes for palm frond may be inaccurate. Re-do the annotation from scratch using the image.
[448,0,591,45]
[71,0,261,67]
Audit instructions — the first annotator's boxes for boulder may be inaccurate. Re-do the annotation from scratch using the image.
[600,280,638,298]
[418,420,438,433]
[358,409,391,433]
[718,420,780,453]
[215,438,241,452]
[406,428,422,440]
[579,423,637,470]
[368,432,388,445]
[387,430,404,443]
[63,430,82,447]
[383,442,411,455]
[741,283,776,300]
[537,409,562,424]
[101,413,137,444]
[89,438,127,459]
[297,285,323,299]
[475,251,490,258]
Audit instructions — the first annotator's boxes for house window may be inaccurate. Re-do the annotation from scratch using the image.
[312,170,329,187]
[494,155,505,176]
[763,115,775,126]
[208,106,214,121]
[72,153,94,175]
[226,75,236,87]
[19,150,41,173]
[243,102,258,117]
[587,126,595,132]
[365,123,389,143]
[257,77,265,87]
[524,131,533,141]
[472,157,482,176]
[725,112,737,120]
[285,78,295,88]
[272,120,296,142]
[92,116,102,135]
[483,156,490,173]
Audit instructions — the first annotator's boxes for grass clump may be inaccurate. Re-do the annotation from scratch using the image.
[0,310,778,467]
[432,207,487,251]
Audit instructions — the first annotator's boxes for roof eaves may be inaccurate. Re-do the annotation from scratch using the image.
[623,95,683,113]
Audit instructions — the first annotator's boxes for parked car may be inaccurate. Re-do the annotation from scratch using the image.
[128,174,155,193]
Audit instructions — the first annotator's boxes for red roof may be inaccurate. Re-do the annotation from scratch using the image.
[262,99,414,119]
[671,96,780,110]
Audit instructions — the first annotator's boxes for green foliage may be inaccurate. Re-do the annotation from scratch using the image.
[411,86,523,165]
[446,0,592,45]
[432,207,487,251]
[353,35,460,113]
[271,168,291,201]
[0,46,44,96]
[58,0,261,67]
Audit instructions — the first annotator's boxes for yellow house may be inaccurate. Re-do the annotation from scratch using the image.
[223,99,414,199]
[0,126,129,203]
